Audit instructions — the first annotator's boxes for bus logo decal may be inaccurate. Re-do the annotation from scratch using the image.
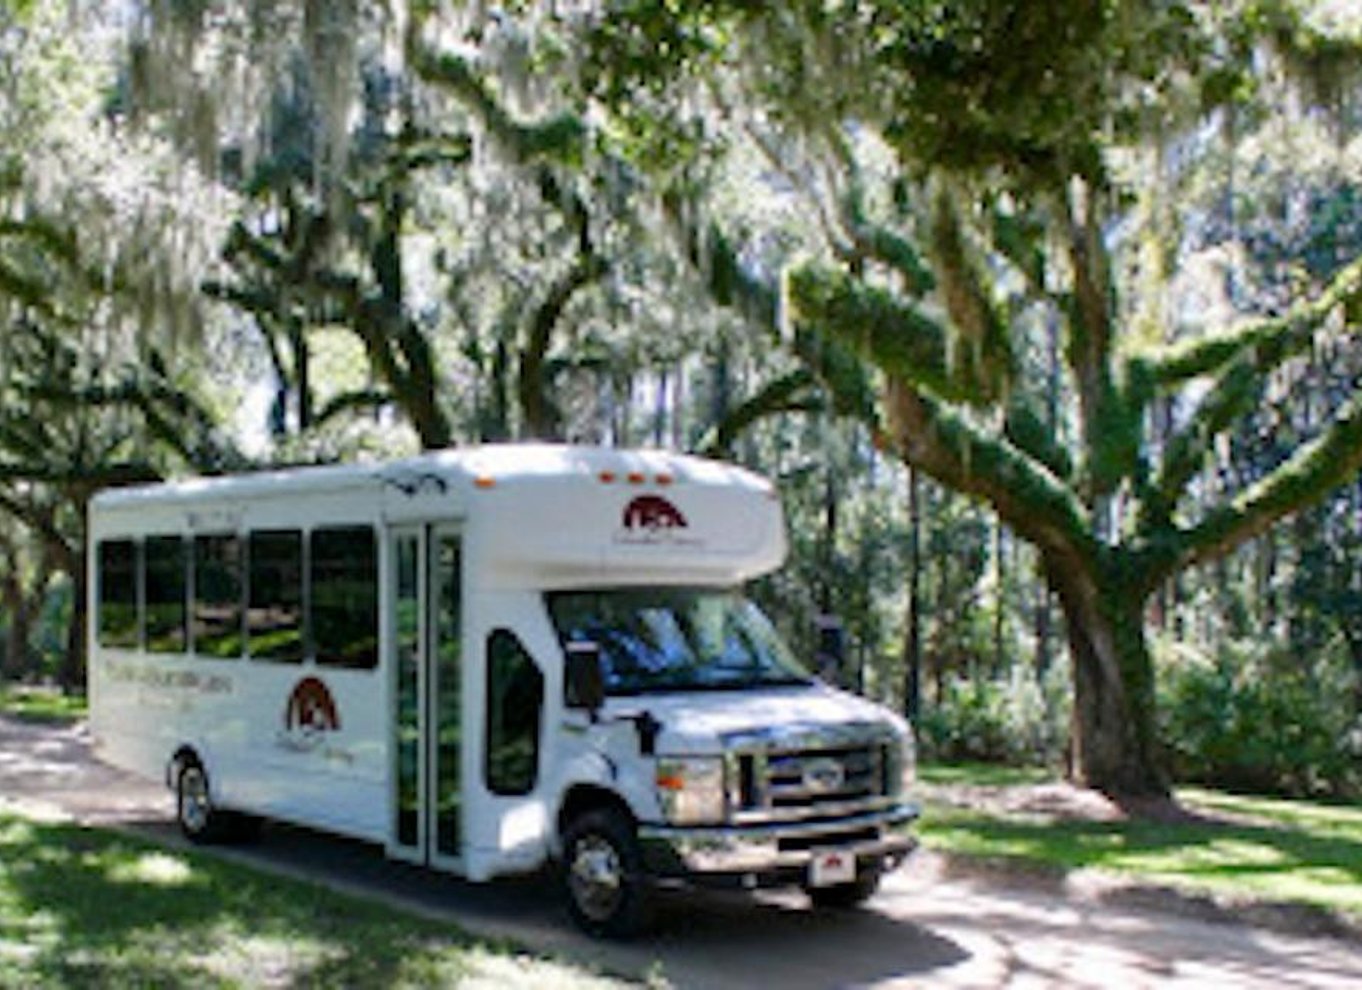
[280,676,341,751]
[622,495,688,532]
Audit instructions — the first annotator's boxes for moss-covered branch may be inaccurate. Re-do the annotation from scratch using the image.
[313,389,392,427]
[1143,255,1362,385]
[698,368,821,458]
[661,191,780,333]
[884,381,1094,563]
[927,182,1015,399]
[1144,358,1264,522]
[789,264,1002,406]
[413,47,585,165]
[1004,398,1074,481]
[1176,390,1362,570]
[21,378,232,472]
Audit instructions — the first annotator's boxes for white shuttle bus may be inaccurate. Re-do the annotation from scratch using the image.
[89,444,918,935]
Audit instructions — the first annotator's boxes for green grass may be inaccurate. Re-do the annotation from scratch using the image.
[918,762,1054,788]
[0,686,86,726]
[0,811,627,989]
[917,764,1362,921]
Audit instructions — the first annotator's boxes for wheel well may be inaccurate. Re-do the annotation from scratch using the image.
[166,745,201,789]
[557,784,634,838]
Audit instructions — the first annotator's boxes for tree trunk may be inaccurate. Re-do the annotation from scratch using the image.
[2,575,28,681]
[992,518,1005,676]
[60,564,86,693]
[56,509,88,693]
[903,467,922,722]
[1049,559,1167,797]
[1034,561,1053,678]
[292,320,312,432]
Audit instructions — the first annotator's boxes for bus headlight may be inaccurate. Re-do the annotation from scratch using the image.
[655,757,726,825]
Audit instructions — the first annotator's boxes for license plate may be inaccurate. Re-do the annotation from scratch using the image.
[809,848,856,887]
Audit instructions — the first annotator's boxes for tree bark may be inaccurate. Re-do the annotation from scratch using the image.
[60,573,84,691]
[903,467,922,722]
[1048,558,1166,796]
[2,575,28,680]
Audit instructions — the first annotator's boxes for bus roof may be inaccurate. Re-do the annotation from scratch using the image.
[91,445,787,588]
[90,444,773,509]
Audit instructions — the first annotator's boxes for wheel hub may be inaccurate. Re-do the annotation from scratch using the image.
[569,835,623,920]
[180,768,210,833]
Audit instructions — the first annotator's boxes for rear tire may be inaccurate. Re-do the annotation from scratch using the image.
[807,866,882,909]
[175,760,228,844]
[561,807,654,938]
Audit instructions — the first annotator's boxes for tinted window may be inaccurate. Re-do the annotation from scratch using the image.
[485,630,542,796]
[144,536,186,654]
[193,534,243,659]
[97,540,139,649]
[248,530,304,663]
[311,526,377,669]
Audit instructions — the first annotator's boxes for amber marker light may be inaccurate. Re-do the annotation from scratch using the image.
[655,772,686,791]
[598,471,617,483]
[626,471,646,484]
[473,476,496,489]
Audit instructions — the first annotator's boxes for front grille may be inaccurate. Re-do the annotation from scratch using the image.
[730,740,894,823]
[767,745,881,806]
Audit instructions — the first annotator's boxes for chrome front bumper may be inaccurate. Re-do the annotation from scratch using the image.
[638,802,920,884]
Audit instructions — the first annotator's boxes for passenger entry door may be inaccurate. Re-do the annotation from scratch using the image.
[388,525,463,869]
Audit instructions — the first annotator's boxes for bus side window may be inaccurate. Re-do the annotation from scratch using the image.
[145,536,187,654]
[248,529,304,663]
[485,629,543,796]
[97,539,139,649]
[193,534,243,659]
[311,526,377,670]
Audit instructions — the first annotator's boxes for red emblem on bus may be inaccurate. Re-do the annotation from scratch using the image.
[284,676,341,736]
[622,495,688,532]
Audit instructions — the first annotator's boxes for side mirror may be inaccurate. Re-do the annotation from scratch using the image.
[565,641,606,715]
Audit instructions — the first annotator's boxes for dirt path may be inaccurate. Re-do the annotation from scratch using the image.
[3,714,1362,989]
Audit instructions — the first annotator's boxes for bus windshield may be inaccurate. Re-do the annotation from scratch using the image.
[546,587,812,695]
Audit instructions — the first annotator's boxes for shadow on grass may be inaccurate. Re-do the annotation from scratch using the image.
[0,815,475,988]
[924,807,1362,937]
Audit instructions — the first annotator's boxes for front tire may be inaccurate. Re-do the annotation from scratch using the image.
[562,808,654,938]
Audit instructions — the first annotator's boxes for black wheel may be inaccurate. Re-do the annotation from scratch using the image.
[806,866,882,909]
[175,760,227,844]
[561,807,654,938]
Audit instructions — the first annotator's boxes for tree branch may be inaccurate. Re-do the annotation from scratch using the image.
[414,47,585,165]
[697,368,820,458]
[789,264,999,405]
[884,380,1095,565]
[1145,358,1263,520]
[1176,389,1362,570]
[1142,254,1362,386]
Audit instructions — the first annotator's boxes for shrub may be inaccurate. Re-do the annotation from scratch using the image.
[1156,635,1362,798]
[917,665,1069,766]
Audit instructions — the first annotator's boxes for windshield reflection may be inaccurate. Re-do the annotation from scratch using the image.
[547,587,812,695]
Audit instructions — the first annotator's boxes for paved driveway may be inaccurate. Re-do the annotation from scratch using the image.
[3,714,1361,988]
